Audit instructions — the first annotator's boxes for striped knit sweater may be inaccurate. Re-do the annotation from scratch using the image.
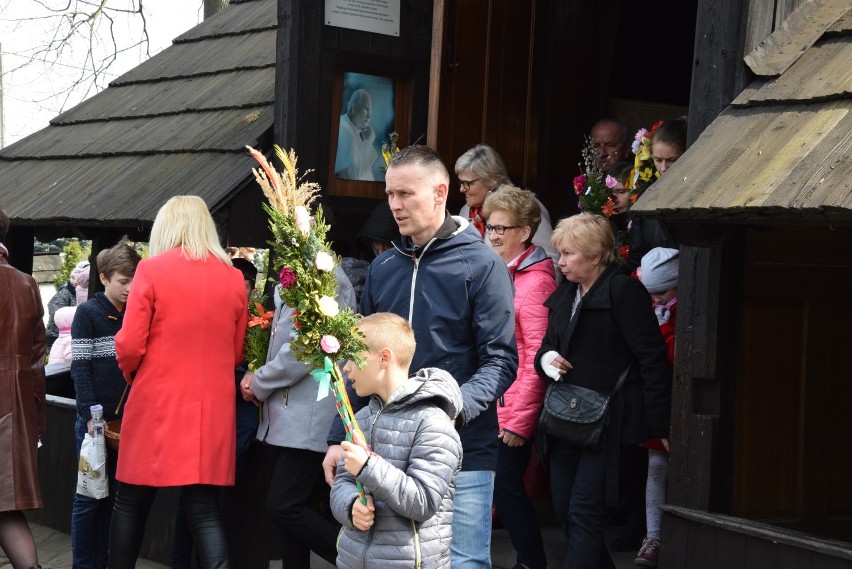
[71,292,127,421]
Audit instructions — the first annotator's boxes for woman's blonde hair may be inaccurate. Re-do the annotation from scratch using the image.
[482,185,541,246]
[148,196,231,264]
[551,213,615,265]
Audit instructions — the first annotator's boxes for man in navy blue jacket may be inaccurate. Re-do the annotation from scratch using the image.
[324,145,518,569]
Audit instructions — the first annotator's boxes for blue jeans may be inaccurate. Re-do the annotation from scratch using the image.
[451,470,495,569]
[494,442,547,568]
[549,438,615,569]
[72,417,116,569]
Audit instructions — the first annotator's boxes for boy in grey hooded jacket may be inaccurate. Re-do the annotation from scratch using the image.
[331,313,463,569]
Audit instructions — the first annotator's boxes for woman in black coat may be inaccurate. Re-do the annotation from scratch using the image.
[535,213,671,569]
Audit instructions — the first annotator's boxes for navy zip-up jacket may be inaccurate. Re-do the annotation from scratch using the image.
[330,214,518,471]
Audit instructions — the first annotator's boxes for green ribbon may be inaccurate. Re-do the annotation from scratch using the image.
[311,356,333,401]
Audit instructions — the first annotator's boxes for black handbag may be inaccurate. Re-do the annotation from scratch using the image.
[538,365,631,451]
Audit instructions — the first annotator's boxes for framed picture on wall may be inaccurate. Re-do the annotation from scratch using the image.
[328,68,412,198]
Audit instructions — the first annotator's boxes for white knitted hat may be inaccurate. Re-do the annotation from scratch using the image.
[639,247,679,293]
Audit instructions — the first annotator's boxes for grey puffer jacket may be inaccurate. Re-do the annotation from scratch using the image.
[331,368,463,569]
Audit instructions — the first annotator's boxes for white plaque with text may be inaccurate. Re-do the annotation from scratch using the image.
[325,0,400,37]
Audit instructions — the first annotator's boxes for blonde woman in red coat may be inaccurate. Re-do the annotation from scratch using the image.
[111,196,248,569]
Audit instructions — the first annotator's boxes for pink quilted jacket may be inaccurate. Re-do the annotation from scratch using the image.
[497,246,557,439]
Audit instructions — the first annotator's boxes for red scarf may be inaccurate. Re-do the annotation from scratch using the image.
[469,207,485,236]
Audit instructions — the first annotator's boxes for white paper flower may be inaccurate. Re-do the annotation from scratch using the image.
[317,296,339,317]
[315,251,334,272]
[294,206,311,235]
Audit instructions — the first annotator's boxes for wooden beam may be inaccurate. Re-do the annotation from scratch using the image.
[427,0,446,148]
[687,0,753,146]
[744,0,851,76]
[662,505,852,560]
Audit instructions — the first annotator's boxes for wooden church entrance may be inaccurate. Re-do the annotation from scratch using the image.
[429,0,697,218]
[734,225,852,542]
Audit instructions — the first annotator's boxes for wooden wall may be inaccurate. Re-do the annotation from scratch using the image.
[687,0,809,144]
[664,222,852,565]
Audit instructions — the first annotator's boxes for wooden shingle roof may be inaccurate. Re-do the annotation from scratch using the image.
[0,0,276,227]
[632,5,852,223]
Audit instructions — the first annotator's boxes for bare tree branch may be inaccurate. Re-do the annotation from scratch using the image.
[3,0,152,113]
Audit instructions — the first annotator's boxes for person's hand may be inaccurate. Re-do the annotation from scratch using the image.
[352,495,375,531]
[542,351,573,381]
[341,440,370,477]
[323,444,344,486]
[498,430,526,447]
[86,419,93,436]
[240,372,259,406]
[661,438,670,453]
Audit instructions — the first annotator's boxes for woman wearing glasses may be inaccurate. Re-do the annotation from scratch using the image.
[482,186,557,569]
[454,145,558,270]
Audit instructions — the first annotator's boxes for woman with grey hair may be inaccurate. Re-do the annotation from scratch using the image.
[454,144,558,269]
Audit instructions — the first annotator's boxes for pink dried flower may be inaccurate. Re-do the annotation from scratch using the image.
[605,175,617,189]
[320,335,340,354]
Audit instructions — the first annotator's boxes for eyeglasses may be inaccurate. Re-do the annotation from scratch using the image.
[484,224,520,235]
[459,178,480,190]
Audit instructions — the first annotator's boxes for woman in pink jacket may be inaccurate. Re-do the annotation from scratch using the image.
[111,196,248,569]
[483,186,557,569]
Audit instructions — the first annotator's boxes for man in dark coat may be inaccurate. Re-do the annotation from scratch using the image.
[324,145,519,569]
[0,203,46,569]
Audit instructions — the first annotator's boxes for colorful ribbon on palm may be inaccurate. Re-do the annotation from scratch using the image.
[312,356,368,505]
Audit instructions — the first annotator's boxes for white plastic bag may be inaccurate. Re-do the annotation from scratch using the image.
[76,433,109,499]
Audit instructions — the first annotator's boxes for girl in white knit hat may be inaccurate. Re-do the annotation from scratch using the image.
[634,246,678,567]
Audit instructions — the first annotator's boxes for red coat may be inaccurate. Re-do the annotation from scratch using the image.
[115,249,248,486]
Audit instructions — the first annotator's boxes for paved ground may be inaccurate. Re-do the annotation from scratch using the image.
[1,522,639,568]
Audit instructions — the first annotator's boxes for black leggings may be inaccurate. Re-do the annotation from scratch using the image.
[108,482,228,569]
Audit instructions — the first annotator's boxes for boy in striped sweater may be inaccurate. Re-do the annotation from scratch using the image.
[70,241,141,569]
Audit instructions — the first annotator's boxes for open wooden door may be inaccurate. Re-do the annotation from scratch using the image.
[428,0,542,210]
[733,225,852,543]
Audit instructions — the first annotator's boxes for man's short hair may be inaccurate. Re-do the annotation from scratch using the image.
[388,145,450,186]
[0,204,8,242]
[97,241,142,280]
[592,119,629,147]
[357,312,416,370]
